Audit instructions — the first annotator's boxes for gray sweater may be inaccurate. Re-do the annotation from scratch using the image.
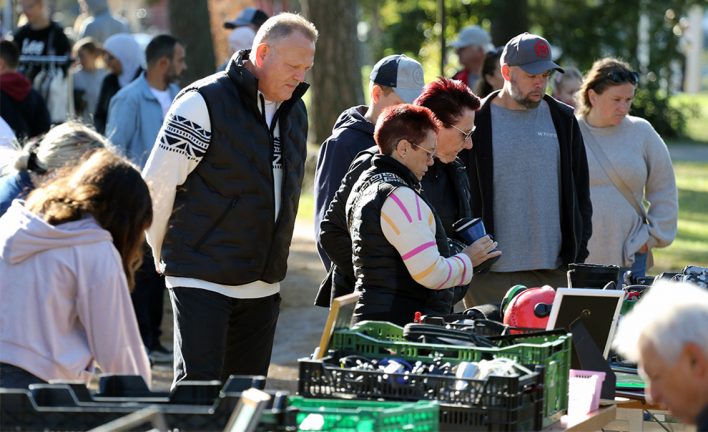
[578,115,677,267]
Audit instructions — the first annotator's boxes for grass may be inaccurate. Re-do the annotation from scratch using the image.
[670,92,708,144]
[652,161,708,273]
[297,192,315,224]
[299,160,708,274]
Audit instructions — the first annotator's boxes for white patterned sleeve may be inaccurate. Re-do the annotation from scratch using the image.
[142,90,212,271]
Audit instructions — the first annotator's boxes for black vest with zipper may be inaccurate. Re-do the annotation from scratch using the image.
[348,155,451,325]
[161,51,309,285]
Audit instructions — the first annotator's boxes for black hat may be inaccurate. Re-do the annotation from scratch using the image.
[224,7,269,29]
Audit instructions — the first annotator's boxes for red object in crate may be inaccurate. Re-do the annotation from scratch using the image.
[503,285,556,331]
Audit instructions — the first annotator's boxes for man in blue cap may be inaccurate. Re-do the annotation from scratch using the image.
[459,32,592,308]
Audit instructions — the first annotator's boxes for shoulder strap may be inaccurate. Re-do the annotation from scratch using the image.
[580,121,647,222]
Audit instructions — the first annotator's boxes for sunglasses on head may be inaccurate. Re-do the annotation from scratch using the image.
[606,70,639,85]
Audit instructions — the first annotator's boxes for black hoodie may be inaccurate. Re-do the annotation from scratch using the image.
[313,105,375,268]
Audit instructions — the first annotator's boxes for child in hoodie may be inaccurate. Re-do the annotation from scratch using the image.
[0,149,152,389]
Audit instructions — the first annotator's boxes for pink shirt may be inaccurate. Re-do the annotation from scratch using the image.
[380,187,473,289]
[0,201,151,386]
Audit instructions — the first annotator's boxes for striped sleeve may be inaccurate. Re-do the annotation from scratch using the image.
[380,187,472,289]
[142,91,212,271]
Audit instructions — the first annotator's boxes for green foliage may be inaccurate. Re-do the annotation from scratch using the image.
[632,83,687,138]
[356,0,702,139]
[358,0,495,77]
[531,0,701,138]
[652,161,708,273]
[670,92,708,143]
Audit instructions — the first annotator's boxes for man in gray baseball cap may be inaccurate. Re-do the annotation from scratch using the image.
[458,32,592,309]
[450,25,494,90]
[314,54,424,269]
[224,7,269,31]
[369,54,425,103]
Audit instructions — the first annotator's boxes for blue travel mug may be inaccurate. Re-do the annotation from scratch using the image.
[452,217,499,273]
[452,217,488,245]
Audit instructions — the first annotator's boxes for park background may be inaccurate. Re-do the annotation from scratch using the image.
[3,0,707,390]
[2,0,706,272]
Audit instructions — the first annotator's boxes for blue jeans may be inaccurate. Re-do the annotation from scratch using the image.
[630,251,648,279]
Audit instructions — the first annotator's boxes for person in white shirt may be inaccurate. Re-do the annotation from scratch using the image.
[142,13,318,386]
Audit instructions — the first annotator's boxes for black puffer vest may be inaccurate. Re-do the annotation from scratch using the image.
[161,51,309,285]
[347,155,451,325]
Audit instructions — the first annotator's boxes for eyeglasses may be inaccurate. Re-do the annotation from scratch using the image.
[410,142,436,161]
[606,70,640,85]
[450,124,476,142]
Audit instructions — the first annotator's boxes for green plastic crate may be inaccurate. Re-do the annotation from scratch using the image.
[330,321,571,427]
[287,396,439,432]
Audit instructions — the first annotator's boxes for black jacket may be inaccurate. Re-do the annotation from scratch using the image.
[160,52,309,285]
[459,91,592,266]
[421,158,472,236]
[348,155,450,326]
[317,148,471,312]
[313,105,375,268]
[0,71,50,140]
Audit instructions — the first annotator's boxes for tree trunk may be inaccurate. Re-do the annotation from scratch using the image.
[490,0,528,47]
[168,0,216,86]
[300,0,364,145]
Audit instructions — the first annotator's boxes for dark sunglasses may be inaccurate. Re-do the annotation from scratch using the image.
[606,70,639,85]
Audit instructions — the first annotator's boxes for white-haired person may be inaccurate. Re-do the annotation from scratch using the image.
[0,121,109,216]
[613,280,708,430]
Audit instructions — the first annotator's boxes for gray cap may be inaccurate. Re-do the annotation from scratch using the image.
[224,7,269,29]
[369,54,425,104]
[501,32,564,75]
[449,25,494,52]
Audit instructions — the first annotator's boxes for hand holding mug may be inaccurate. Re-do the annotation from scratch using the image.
[453,217,502,273]
[462,235,502,268]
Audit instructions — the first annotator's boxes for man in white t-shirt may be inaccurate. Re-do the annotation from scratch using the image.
[106,34,186,168]
[142,13,318,386]
[105,34,186,365]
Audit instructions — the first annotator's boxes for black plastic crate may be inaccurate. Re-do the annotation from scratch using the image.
[0,388,296,431]
[298,355,543,431]
[0,374,290,431]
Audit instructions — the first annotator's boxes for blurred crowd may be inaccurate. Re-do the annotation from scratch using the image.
[0,4,705,429]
